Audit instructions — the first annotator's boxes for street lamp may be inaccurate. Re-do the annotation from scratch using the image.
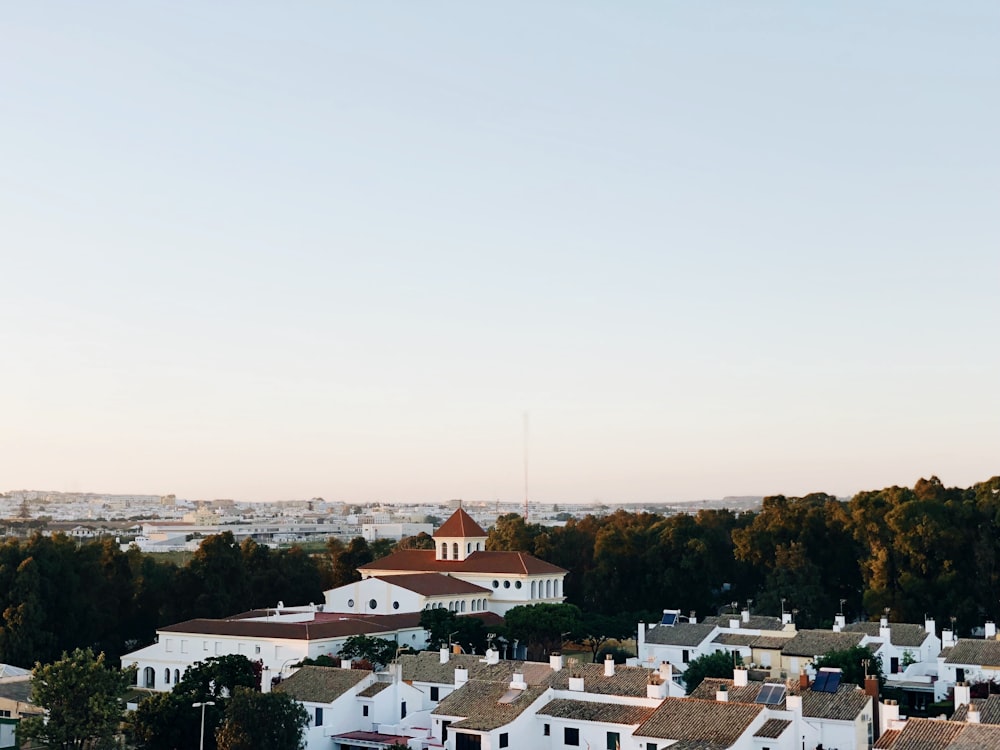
[192,701,216,750]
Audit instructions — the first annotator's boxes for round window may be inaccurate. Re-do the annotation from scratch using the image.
[492,580,499,588]
[503,580,511,589]
[369,599,377,609]
[347,599,354,607]
[515,581,522,589]
[393,601,400,610]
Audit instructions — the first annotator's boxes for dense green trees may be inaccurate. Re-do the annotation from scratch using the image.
[215,688,309,750]
[682,651,743,694]
[20,647,130,750]
[4,475,1000,671]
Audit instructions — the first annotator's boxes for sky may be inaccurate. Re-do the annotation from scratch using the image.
[2,2,998,504]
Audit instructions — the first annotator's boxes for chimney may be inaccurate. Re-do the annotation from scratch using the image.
[943,629,957,648]
[454,667,468,687]
[880,616,891,643]
[485,648,499,666]
[782,612,793,625]
[834,614,846,632]
[786,694,802,713]
[716,685,729,702]
[882,699,900,729]
[688,611,697,624]
[955,682,971,708]
[742,608,750,624]
[729,618,740,630]
[800,672,810,690]
[510,672,527,690]
[340,658,353,669]
[865,675,881,742]
[568,674,585,692]
[646,676,667,700]
[637,622,646,656]
[604,655,615,677]
[968,703,981,724]
[925,617,936,636]
[550,652,564,671]
[733,667,748,687]
[986,621,997,640]
[440,647,450,664]
[658,662,673,684]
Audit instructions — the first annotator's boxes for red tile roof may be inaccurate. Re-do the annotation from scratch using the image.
[360,549,566,575]
[375,573,490,596]
[434,508,488,538]
[159,611,424,640]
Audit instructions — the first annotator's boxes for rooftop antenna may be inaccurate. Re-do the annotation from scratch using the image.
[523,411,529,521]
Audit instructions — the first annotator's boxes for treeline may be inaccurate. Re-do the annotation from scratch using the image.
[491,475,1000,631]
[2,475,999,669]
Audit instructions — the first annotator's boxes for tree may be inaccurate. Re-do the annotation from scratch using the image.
[215,688,308,750]
[503,603,582,660]
[177,654,260,700]
[419,608,489,654]
[814,645,883,689]
[338,634,398,668]
[20,647,129,750]
[682,651,742,695]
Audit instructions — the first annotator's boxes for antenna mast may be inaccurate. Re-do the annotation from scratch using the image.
[523,411,529,521]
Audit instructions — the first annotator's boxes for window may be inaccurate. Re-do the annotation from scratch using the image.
[203,640,209,651]
[442,543,448,559]
[492,580,499,588]
[515,581,522,589]
[500,733,509,748]
[393,601,400,610]
[164,668,170,684]
[503,580,511,589]
[181,640,189,653]
[565,727,580,746]
[401,701,407,719]
[0,710,10,718]
[456,734,482,750]
[453,543,459,558]
[348,598,354,607]
[369,599,377,609]
[682,649,690,662]
[430,687,440,701]
[143,667,155,688]
[174,669,180,684]
[165,638,173,652]
[544,724,550,736]
[315,707,324,726]
[606,731,620,750]
[646,744,658,750]
[957,668,966,682]
[255,645,261,654]
[363,705,369,717]
[467,543,472,554]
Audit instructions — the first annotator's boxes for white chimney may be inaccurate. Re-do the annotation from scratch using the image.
[925,617,936,636]
[742,608,750,624]
[485,648,499,665]
[968,703,981,724]
[340,659,353,669]
[455,667,468,687]
[510,672,527,690]
[688,611,697,624]
[986,621,996,640]
[646,677,667,700]
[637,622,646,657]
[882,699,900,727]
[440,647,450,664]
[733,667,748,687]
[658,662,673,684]
[943,629,956,648]
[604,655,615,677]
[716,686,729,702]
[782,612,793,625]
[786,694,802,713]
[568,674,585,692]
[550,652,564,671]
[880,617,891,642]
[834,614,846,631]
[955,682,971,708]
[729,619,740,630]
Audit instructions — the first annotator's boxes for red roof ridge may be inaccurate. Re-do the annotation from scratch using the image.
[433,508,488,539]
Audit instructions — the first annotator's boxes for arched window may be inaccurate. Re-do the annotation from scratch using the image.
[531,581,536,598]
[452,543,459,559]
[163,668,170,684]
[143,667,155,689]
[546,580,552,598]
[477,542,482,551]
[441,543,448,560]
[554,579,560,598]
[467,542,471,554]
[461,600,466,612]
[174,669,180,684]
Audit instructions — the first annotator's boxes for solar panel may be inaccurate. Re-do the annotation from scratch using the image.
[754,684,786,705]
[822,672,842,693]
[661,612,678,626]
[812,672,830,692]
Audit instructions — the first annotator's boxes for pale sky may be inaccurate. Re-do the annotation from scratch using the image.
[2,2,998,504]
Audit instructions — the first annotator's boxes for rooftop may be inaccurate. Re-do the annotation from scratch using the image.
[359,549,566,576]
[434,508,488,539]
[274,665,370,703]
[634,697,762,743]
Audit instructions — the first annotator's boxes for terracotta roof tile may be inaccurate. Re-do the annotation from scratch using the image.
[701,615,785,631]
[274,665,369,703]
[800,683,870,721]
[434,509,488,539]
[943,639,1000,667]
[432,679,547,731]
[358,681,392,698]
[374,573,491,596]
[635,697,762,742]
[160,611,423,640]
[951,695,1000,724]
[875,718,964,749]
[754,718,791,738]
[644,623,717,647]
[842,622,933,648]
[780,629,864,657]
[547,663,654,697]
[359,549,566,575]
[537,699,655,725]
